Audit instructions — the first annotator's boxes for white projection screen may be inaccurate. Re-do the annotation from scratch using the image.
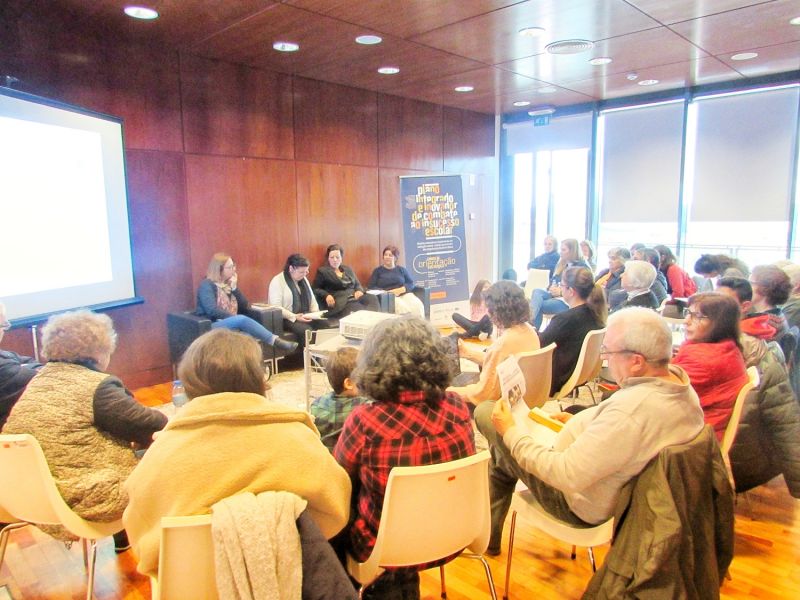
[0,88,140,327]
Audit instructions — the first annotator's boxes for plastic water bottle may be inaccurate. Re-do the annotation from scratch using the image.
[171,380,188,409]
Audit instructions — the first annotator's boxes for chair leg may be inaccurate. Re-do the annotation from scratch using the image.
[81,538,89,570]
[440,564,447,599]
[0,522,28,568]
[86,539,98,600]
[460,553,498,600]
[588,547,597,572]
[503,510,517,600]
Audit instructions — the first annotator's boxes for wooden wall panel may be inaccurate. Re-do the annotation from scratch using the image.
[443,107,496,175]
[295,162,380,282]
[293,78,378,167]
[378,94,444,171]
[185,155,299,301]
[180,53,294,159]
[108,150,191,389]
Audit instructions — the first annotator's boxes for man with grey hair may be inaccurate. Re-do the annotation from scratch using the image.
[0,301,42,428]
[780,262,800,330]
[611,260,659,312]
[475,307,704,554]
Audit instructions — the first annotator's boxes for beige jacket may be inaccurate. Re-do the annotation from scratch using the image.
[451,323,540,404]
[123,392,351,576]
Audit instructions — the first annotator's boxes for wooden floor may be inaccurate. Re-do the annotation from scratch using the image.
[1,381,798,599]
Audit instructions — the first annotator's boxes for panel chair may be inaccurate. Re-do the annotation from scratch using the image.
[552,328,606,405]
[720,366,760,487]
[347,451,498,600]
[149,514,218,600]
[516,343,556,409]
[503,484,613,600]
[0,434,123,600]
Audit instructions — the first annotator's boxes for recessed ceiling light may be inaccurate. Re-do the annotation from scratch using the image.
[537,86,557,94]
[123,6,159,20]
[454,86,474,93]
[790,16,800,25]
[545,39,594,55]
[528,105,556,116]
[626,72,639,81]
[513,100,531,107]
[731,52,758,61]
[355,35,382,45]
[273,41,300,52]
[377,66,400,75]
[637,79,659,86]
[518,26,546,38]
[588,57,612,66]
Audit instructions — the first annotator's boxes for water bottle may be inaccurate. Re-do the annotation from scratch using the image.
[171,380,188,409]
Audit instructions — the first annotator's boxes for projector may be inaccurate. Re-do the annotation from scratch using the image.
[339,311,398,340]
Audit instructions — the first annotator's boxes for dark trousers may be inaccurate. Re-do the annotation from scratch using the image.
[452,313,492,338]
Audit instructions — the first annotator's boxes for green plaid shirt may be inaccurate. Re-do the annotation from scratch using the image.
[310,391,371,452]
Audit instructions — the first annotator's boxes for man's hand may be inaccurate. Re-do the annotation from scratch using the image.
[551,412,573,424]
[325,294,335,307]
[492,399,515,437]
[354,290,364,300]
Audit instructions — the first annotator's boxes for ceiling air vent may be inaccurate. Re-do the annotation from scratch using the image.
[545,39,594,55]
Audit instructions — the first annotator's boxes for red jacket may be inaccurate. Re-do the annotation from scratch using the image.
[673,339,747,440]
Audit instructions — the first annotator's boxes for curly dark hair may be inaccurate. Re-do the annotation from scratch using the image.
[485,280,530,329]
[353,317,453,405]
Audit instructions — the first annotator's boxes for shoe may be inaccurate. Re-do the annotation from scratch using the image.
[113,530,130,554]
[485,545,501,557]
[274,338,299,353]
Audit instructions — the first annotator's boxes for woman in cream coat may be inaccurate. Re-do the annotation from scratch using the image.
[123,329,350,577]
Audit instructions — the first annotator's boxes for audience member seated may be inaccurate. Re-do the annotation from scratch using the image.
[629,242,646,256]
[449,281,540,405]
[742,265,792,343]
[780,263,800,330]
[475,307,704,555]
[580,239,597,272]
[529,238,590,329]
[672,293,748,440]
[452,279,492,339]
[640,247,669,306]
[611,260,659,313]
[501,268,519,284]
[654,245,697,298]
[197,252,297,354]
[269,253,329,348]
[595,247,630,305]
[715,280,800,498]
[313,244,380,318]
[527,235,559,278]
[2,310,167,545]
[538,267,607,396]
[694,253,749,280]
[123,329,351,577]
[310,347,371,453]
[366,245,425,317]
[0,300,42,428]
[334,317,475,597]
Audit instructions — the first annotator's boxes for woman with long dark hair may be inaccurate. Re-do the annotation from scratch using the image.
[452,279,492,338]
[312,244,379,318]
[268,253,323,348]
[653,245,697,299]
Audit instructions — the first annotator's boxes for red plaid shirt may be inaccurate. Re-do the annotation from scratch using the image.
[334,390,476,562]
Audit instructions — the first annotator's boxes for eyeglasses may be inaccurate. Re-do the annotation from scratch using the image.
[685,310,709,322]
[223,263,236,269]
[0,320,10,331]
[600,345,637,357]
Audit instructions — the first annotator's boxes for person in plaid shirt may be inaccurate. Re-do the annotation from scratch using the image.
[334,317,475,598]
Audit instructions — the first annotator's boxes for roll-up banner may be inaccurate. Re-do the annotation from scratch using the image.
[400,175,470,325]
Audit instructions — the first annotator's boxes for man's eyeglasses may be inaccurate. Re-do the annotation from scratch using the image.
[0,320,11,332]
[599,345,636,357]
[685,310,709,322]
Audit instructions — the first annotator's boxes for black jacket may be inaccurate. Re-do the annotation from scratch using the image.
[0,349,42,428]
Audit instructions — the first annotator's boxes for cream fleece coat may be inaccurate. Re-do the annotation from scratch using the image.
[123,392,351,577]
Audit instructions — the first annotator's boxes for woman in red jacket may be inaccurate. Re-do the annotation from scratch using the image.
[654,245,697,299]
[673,292,748,440]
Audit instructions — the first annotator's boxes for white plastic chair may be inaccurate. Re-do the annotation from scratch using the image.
[0,504,26,570]
[149,514,218,600]
[347,451,498,599]
[553,328,606,403]
[0,434,123,600]
[516,343,556,409]
[503,483,613,599]
[720,366,760,486]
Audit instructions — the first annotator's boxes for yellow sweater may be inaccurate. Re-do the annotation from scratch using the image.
[123,392,351,576]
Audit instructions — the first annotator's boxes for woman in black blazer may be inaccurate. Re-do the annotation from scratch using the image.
[313,244,380,318]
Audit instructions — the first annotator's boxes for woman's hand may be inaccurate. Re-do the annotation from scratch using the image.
[325,294,335,307]
[549,284,561,297]
[229,272,238,290]
[391,287,406,296]
[296,313,312,323]
[354,290,364,300]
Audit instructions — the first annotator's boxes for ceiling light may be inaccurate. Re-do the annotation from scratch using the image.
[626,72,639,81]
[545,39,594,55]
[123,6,159,20]
[355,35,382,45]
[790,16,800,25]
[537,86,557,94]
[518,27,545,38]
[273,41,300,52]
[1,75,19,88]
[513,100,531,107]
[528,106,556,116]
[454,86,474,93]
[731,52,758,61]
[589,57,612,66]
[377,66,400,75]
[637,79,659,86]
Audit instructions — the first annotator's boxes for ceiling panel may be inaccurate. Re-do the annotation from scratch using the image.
[715,40,800,76]
[625,0,771,25]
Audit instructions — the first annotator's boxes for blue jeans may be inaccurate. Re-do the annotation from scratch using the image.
[530,289,569,329]
[211,314,276,345]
